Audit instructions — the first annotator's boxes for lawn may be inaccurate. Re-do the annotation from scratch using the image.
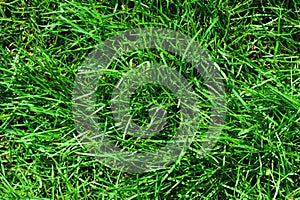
[0,0,300,199]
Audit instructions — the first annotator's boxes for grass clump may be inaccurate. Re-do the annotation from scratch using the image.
[0,0,299,199]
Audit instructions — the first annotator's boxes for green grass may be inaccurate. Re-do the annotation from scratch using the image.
[1,0,300,199]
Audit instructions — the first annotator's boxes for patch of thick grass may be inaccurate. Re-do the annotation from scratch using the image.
[0,0,299,199]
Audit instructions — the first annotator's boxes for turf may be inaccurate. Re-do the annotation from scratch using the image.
[0,0,300,199]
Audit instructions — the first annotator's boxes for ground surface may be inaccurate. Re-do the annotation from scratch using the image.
[0,0,300,199]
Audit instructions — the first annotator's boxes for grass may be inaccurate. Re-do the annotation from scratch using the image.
[0,0,300,199]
